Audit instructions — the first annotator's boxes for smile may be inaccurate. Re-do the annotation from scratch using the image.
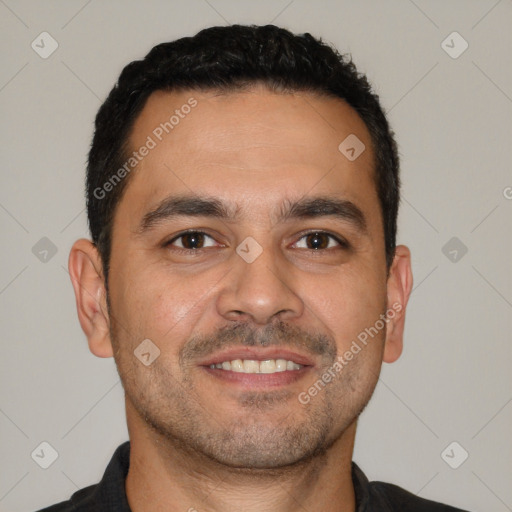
[209,359,303,373]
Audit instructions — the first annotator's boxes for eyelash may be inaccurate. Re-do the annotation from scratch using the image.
[164,229,349,253]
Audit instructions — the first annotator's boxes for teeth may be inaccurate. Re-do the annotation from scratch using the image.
[275,359,287,371]
[287,360,300,370]
[209,358,303,373]
[231,359,244,372]
[243,360,260,373]
[260,360,276,373]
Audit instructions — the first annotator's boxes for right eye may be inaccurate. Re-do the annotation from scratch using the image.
[165,231,219,252]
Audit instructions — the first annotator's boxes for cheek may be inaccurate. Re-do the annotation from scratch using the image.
[110,260,220,349]
[305,265,386,348]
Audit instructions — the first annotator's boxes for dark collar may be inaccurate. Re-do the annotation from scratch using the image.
[72,441,373,511]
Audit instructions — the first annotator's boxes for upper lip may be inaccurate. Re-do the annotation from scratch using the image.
[199,347,316,367]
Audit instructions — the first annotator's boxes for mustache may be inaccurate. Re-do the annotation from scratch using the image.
[179,320,337,365]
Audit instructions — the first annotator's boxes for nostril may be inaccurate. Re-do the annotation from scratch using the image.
[226,310,248,321]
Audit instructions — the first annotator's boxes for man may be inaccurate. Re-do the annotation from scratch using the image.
[38,24,469,511]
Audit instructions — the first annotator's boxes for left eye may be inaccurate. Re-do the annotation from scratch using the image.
[168,231,218,250]
[294,232,346,250]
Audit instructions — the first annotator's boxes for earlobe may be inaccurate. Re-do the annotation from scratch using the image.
[68,239,113,358]
[383,245,413,364]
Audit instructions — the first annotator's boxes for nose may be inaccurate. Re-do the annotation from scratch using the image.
[216,242,304,326]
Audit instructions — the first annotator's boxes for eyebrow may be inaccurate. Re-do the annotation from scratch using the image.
[280,196,368,234]
[137,194,368,235]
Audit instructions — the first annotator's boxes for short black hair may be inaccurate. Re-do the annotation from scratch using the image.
[87,24,400,282]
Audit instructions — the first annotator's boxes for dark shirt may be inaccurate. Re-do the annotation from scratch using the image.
[36,441,469,511]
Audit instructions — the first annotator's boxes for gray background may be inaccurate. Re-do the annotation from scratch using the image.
[1,1,511,511]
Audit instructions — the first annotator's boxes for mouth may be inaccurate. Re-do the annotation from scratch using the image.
[199,348,315,388]
[208,358,303,373]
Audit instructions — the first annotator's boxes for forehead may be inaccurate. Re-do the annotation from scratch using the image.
[119,86,379,229]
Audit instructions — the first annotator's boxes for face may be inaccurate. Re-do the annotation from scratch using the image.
[74,86,411,469]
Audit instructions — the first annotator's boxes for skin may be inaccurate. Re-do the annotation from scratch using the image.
[69,86,413,512]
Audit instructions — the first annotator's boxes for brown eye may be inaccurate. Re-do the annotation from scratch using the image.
[167,231,217,250]
[294,231,348,250]
[180,232,205,249]
[305,232,329,250]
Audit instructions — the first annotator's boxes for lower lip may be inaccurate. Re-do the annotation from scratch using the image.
[202,366,312,388]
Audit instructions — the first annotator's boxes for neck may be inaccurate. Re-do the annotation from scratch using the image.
[125,401,357,512]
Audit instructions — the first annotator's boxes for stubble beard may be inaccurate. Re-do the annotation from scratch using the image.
[110,317,383,470]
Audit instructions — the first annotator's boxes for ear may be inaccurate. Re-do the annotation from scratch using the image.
[382,245,413,363]
[68,239,113,358]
